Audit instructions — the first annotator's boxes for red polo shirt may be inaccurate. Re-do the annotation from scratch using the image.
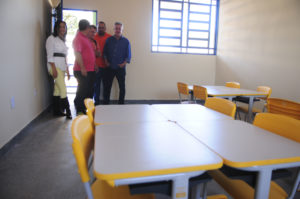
[73,32,95,71]
[94,32,111,68]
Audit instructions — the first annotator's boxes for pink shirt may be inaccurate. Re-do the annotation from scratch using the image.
[73,32,95,71]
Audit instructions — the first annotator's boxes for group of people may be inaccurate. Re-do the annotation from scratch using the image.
[46,19,131,118]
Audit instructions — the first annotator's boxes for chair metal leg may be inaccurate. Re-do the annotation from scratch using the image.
[84,182,94,199]
[288,168,300,199]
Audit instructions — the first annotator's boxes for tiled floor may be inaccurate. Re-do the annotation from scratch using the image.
[0,97,299,199]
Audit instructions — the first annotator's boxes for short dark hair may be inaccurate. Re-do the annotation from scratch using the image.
[90,25,97,30]
[53,20,67,41]
[114,22,123,27]
[78,19,90,31]
[99,21,106,26]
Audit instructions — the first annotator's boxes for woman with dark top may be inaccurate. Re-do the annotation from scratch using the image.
[46,20,72,119]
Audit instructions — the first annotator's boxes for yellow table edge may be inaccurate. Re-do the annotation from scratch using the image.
[94,162,223,186]
[223,156,300,168]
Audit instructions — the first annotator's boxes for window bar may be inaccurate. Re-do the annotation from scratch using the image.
[208,0,212,52]
[214,0,219,55]
[187,0,191,49]
[158,0,162,47]
[180,0,184,53]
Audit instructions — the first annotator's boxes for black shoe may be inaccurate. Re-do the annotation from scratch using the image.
[61,97,72,119]
[53,96,66,117]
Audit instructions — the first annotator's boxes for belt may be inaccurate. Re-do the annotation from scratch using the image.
[53,53,66,57]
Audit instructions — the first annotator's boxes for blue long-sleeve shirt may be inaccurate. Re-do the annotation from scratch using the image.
[103,35,131,69]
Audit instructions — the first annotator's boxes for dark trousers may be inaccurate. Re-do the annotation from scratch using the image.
[74,71,96,114]
[93,68,107,105]
[103,68,126,104]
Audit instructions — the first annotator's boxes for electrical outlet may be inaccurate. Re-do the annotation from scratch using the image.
[10,97,15,109]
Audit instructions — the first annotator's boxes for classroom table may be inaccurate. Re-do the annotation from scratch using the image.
[94,122,223,199]
[94,104,168,124]
[152,104,233,122]
[188,85,268,122]
[178,119,300,199]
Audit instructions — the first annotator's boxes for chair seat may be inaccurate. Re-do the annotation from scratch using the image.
[237,105,262,114]
[209,170,287,199]
[220,165,292,188]
[92,179,155,199]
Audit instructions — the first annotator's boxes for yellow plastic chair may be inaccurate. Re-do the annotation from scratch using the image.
[267,98,300,120]
[193,85,208,103]
[209,170,287,199]
[84,98,100,126]
[209,113,300,199]
[205,98,236,118]
[237,86,272,120]
[225,82,240,89]
[177,82,193,104]
[253,113,300,143]
[71,115,154,199]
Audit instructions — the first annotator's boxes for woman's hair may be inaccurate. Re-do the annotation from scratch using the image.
[53,20,67,41]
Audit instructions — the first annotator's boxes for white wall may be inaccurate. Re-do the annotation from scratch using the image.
[63,0,216,100]
[0,0,51,148]
[216,0,300,102]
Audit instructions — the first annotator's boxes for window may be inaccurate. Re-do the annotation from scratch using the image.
[152,0,219,55]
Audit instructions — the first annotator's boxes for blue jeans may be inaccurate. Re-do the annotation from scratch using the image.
[93,68,107,105]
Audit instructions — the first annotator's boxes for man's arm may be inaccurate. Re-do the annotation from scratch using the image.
[103,39,110,66]
[119,40,131,68]
[74,51,87,76]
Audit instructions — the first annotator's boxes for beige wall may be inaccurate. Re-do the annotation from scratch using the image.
[63,0,216,100]
[0,0,51,148]
[216,0,300,102]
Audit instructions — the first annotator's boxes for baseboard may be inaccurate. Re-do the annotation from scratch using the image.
[0,105,51,157]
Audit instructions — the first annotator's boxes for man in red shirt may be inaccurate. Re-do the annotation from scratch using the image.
[93,21,111,105]
[73,19,96,115]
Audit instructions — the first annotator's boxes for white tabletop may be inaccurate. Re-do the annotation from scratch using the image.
[178,119,300,168]
[94,122,223,181]
[152,104,233,122]
[188,85,268,97]
[94,104,167,124]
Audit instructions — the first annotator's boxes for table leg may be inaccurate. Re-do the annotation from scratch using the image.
[247,96,254,122]
[254,169,272,199]
[172,174,190,199]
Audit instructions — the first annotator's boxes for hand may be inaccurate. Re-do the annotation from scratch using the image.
[118,61,126,68]
[95,66,99,73]
[105,59,110,67]
[81,68,87,77]
[52,68,58,79]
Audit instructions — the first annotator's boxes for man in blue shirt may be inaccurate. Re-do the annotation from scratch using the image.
[103,22,131,104]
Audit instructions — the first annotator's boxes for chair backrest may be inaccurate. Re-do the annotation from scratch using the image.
[193,85,208,101]
[267,98,300,120]
[84,98,95,124]
[177,82,189,95]
[225,82,240,89]
[256,86,272,100]
[205,98,236,118]
[177,82,190,102]
[71,115,95,183]
[254,113,300,143]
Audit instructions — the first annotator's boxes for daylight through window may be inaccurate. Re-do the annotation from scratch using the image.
[152,0,219,55]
